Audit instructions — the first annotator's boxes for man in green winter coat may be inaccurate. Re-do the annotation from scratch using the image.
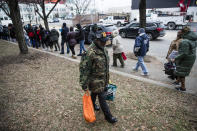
[79,32,117,124]
[173,27,197,91]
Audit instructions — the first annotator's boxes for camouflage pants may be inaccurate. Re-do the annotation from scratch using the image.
[113,53,124,67]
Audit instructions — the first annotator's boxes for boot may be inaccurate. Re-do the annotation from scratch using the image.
[93,104,100,111]
[180,77,186,91]
[105,116,118,124]
[175,77,186,91]
[72,55,77,59]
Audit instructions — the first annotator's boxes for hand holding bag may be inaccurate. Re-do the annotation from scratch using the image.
[83,91,96,123]
[122,52,127,61]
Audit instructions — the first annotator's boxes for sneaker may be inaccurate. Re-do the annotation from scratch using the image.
[77,54,82,56]
[141,73,149,76]
[60,52,64,54]
[112,64,117,67]
[175,87,186,91]
[132,67,138,72]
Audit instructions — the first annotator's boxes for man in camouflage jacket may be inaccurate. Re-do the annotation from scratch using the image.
[79,32,117,124]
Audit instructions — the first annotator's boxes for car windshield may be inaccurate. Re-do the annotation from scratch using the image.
[105,25,117,32]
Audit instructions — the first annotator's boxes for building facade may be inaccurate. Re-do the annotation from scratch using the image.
[0,2,69,25]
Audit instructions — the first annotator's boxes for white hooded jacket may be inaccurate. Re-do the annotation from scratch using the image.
[112,31,123,54]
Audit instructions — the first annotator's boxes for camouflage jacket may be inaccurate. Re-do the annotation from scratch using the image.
[79,42,109,93]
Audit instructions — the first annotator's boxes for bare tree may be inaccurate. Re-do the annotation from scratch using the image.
[139,0,146,28]
[69,0,92,15]
[34,0,61,30]
[0,0,28,54]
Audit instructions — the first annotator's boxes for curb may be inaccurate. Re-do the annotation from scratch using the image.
[3,40,195,95]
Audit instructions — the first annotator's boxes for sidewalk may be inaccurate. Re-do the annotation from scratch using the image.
[0,40,197,130]
[42,42,197,95]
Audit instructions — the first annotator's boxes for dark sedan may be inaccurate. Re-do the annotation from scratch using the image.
[83,24,117,45]
[119,22,165,40]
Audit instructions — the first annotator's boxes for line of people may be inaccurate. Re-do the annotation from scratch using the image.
[0,22,89,59]
[0,24,16,42]
[165,26,197,91]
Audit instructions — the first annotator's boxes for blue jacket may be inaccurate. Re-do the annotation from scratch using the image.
[134,33,149,57]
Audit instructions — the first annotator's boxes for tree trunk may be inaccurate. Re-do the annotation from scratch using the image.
[139,0,146,28]
[44,17,49,30]
[7,0,28,54]
[41,1,49,30]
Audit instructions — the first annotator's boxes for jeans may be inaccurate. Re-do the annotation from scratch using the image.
[25,38,31,47]
[91,91,112,118]
[79,40,86,54]
[30,38,35,48]
[134,56,148,74]
[61,39,69,53]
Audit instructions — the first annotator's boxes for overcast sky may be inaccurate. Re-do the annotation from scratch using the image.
[95,0,131,11]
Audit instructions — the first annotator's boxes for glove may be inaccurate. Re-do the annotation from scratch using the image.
[82,86,88,91]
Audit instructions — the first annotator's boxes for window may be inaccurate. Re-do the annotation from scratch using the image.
[4,17,8,20]
[104,17,108,20]
[129,23,139,28]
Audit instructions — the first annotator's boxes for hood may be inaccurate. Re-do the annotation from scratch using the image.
[139,33,148,39]
[183,31,197,41]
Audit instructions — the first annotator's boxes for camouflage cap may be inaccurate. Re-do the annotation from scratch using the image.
[96,32,109,42]
[181,26,190,34]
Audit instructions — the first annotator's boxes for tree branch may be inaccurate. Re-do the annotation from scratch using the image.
[0,2,11,17]
[46,0,60,18]
[34,3,44,19]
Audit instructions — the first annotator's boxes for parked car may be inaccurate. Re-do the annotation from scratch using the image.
[119,22,165,40]
[83,24,118,45]
[99,16,129,26]
[48,18,60,23]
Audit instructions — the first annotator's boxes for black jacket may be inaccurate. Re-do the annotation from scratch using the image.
[61,26,69,41]
[50,29,59,42]
[76,29,85,41]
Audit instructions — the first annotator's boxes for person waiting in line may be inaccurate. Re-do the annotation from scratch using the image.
[67,27,77,59]
[166,30,183,61]
[39,25,46,49]
[8,24,16,42]
[172,26,197,91]
[27,24,36,48]
[0,24,3,39]
[76,24,86,56]
[112,30,124,68]
[133,28,149,76]
[50,27,60,52]
[166,30,183,81]
[60,23,69,54]
[88,24,98,44]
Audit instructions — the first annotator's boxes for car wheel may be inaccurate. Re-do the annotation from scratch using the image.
[117,22,121,27]
[147,33,153,40]
[120,32,126,38]
[167,22,176,30]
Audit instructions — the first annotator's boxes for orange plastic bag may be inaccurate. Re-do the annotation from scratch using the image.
[83,91,96,123]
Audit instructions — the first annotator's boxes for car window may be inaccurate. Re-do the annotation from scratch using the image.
[105,25,117,32]
[146,23,157,27]
[129,23,139,28]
